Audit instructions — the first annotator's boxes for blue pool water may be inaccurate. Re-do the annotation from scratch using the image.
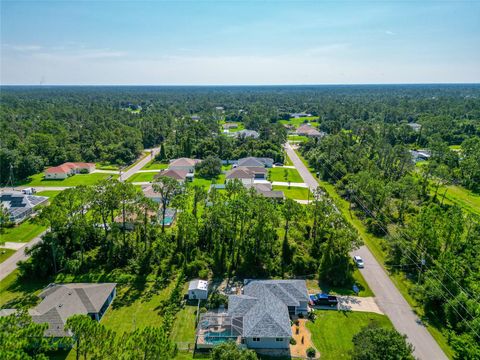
[204,330,232,344]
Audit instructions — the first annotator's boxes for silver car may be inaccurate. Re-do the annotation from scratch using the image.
[353,255,364,268]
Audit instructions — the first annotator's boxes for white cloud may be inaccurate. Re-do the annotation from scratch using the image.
[385,30,396,36]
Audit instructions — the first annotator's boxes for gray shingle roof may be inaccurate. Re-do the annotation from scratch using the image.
[30,283,116,337]
[227,280,308,338]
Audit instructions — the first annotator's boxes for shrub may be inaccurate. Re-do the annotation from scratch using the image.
[290,338,297,345]
[306,347,316,358]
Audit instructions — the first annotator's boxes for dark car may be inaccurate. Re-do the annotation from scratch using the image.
[274,162,284,166]
[315,293,338,307]
[309,294,318,306]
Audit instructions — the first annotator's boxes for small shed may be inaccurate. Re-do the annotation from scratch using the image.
[188,279,209,300]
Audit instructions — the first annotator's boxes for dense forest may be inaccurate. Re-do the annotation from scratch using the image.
[1,85,480,359]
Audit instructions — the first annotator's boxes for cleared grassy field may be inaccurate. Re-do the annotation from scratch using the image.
[268,167,303,183]
[18,173,118,187]
[96,162,120,170]
[306,269,374,297]
[288,134,309,143]
[170,304,197,343]
[439,185,480,216]
[273,185,312,200]
[37,190,62,198]
[127,172,158,183]
[101,280,176,334]
[1,219,46,243]
[141,161,169,170]
[279,116,319,128]
[307,310,393,360]
[191,174,225,190]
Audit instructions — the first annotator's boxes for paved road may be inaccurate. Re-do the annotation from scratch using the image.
[285,142,447,360]
[119,148,159,182]
[0,231,45,281]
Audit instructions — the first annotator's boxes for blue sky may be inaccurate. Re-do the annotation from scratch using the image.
[1,1,479,85]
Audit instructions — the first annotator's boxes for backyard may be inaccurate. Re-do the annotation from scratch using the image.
[307,310,394,360]
[268,168,303,183]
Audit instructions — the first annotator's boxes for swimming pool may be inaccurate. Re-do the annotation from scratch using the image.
[204,329,232,344]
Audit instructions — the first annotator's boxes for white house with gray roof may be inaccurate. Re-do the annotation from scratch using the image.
[195,279,308,351]
[27,283,116,337]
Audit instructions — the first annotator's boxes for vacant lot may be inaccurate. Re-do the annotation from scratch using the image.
[19,173,118,187]
[127,172,158,183]
[101,280,176,334]
[1,219,46,243]
[273,185,312,200]
[307,310,393,360]
[191,174,226,190]
[141,161,169,170]
[439,184,480,216]
[269,168,303,183]
[279,116,319,128]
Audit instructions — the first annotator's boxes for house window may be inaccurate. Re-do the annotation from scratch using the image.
[276,338,283,342]
[252,337,260,342]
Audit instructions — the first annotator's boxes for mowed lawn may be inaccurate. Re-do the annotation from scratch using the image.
[170,304,197,343]
[0,248,15,264]
[141,161,169,171]
[306,269,374,297]
[273,186,312,200]
[101,280,176,334]
[0,270,49,308]
[307,310,393,360]
[191,174,225,190]
[279,116,319,128]
[19,173,118,187]
[1,219,46,243]
[268,168,303,183]
[37,190,63,199]
[127,172,159,183]
[440,185,480,216]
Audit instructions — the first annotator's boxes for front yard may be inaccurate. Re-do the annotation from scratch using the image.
[306,269,374,297]
[18,172,118,187]
[141,161,169,171]
[1,219,46,243]
[127,172,159,183]
[268,168,303,183]
[307,310,393,360]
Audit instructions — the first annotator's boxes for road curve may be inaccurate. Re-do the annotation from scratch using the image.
[285,142,447,360]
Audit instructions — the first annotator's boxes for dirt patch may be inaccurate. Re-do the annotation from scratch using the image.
[290,318,319,359]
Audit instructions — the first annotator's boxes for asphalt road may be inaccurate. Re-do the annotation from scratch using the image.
[285,142,447,360]
[0,231,45,281]
[119,148,159,182]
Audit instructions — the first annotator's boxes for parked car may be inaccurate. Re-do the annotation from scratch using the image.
[309,294,318,306]
[353,255,364,268]
[274,162,284,166]
[315,293,338,307]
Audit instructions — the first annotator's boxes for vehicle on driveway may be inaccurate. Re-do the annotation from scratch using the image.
[310,293,338,307]
[353,255,364,268]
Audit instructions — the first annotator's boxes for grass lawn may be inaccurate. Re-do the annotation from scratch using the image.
[96,162,120,170]
[306,269,373,297]
[127,171,158,183]
[221,164,232,171]
[439,185,480,216]
[141,161,169,171]
[288,135,309,143]
[268,167,303,183]
[170,304,197,343]
[101,280,176,334]
[18,172,118,187]
[0,248,15,264]
[225,122,245,132]
[307,310,393,360]
[0,219,46,243]
[279,116,319,128]
[191,174,225,190]
[0,270,50,308]
[284,153,294,166]
[273,186,312,200]
[36,190,63,198]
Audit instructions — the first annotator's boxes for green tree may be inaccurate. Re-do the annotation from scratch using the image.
[210,341,258,360]
[153,176,181,233]
[195,156,222,179]
[351,324,415,360]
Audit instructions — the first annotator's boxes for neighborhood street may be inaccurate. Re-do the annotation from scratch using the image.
[119,148,159,181]
[285,142,448,360]
[0,231,45,281]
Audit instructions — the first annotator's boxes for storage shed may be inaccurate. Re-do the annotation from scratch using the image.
[188,279,209,300]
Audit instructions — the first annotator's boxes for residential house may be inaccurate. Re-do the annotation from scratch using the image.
[223,123,238,130]
[168,158,200,173]
[142,184,162,202]
[188,279,209,300]
[226,167,255,186]
[44,162,96,180]
[407,122,422,132]
[410,149,432,163]
[0,191,48,223]
[237,157,273,168]
[195,280,308,351]
[251,183,284,200]
[25,283,115,338]
[154,168,190,183]
[296,124,325,138]
[231,130,260,139]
